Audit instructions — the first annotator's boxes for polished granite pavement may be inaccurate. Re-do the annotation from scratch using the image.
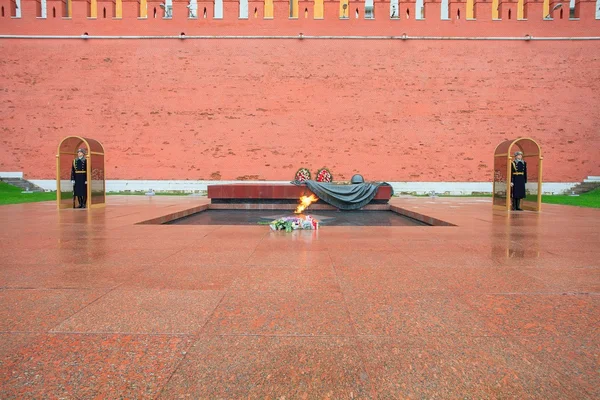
[0,196,598,399]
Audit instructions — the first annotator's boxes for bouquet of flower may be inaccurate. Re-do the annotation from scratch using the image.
[294,167,311,182]
[315,167,333,183]
[269,215,319,232]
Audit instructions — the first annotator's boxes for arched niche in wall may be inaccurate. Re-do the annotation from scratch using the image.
[493,138,543,212]
[56,136,106,210]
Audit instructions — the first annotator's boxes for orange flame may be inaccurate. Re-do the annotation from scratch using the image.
[294,194,319,214]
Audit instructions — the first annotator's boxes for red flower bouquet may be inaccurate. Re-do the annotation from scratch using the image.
[315,167,333,183]
[294,167,311,182]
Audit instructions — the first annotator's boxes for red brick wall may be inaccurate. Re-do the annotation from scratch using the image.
[1,3,599,181]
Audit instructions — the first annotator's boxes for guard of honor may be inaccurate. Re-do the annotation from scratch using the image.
[71,148,88,208]
[510,150,527,211]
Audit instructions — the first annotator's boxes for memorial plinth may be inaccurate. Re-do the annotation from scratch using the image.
[207,183,393,210]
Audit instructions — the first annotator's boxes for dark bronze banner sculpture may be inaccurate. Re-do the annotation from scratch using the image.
[292,179,394,211]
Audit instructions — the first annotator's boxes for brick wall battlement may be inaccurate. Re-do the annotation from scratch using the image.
[1,0,599,37]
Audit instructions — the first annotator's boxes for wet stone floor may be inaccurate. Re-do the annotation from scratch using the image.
[0,196,598,399]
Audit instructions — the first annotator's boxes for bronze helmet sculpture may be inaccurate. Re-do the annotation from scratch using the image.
[350,174,364,184]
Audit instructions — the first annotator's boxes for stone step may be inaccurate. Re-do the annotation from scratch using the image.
[0,172,23,179]
[0,178,46,193]
[570,181,600,194]
[583,176,600,183]
[576,183,600,189]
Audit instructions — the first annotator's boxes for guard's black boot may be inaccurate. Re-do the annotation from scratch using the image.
[78,196,84,208]
[516,199,522,211]
[81,196,87,209]
[512,199,516,211]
